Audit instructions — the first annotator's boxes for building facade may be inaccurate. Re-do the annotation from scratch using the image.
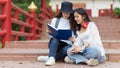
[50,0,120,17]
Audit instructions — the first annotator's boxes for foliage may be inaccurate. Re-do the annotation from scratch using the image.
[12,0,51,18]
[114,8,120,16]
[12,0,40,14]
[0,42,2,48]
[12,0,51,19]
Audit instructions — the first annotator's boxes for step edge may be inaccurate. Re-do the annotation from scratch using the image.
[0,49,49,54]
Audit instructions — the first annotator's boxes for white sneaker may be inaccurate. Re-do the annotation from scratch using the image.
[87,58,99,66]
[37,56,49,62]
[45,57,55,66]
[64,56,74,64]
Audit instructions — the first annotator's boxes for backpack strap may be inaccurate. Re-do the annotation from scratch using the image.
[55,18,60,28]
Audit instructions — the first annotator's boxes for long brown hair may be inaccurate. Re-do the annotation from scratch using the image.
[70,8,91,36]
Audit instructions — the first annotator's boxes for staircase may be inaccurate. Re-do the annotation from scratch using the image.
[0,40,49,61]
[0,40,120,62]
[103,40,120,62]
[0,17,120,62]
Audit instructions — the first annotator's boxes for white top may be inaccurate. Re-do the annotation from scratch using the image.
[74,22,105,56]
[49,17,72,44]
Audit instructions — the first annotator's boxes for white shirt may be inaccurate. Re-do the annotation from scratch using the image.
[74,22,105,56]
[49,17,72,44]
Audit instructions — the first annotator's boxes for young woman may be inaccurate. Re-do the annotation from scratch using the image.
[64,8,106,66]
[37,1,73,66]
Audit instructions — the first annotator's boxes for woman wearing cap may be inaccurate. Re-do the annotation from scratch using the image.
[37,1,73,66]
[64,8,106,66]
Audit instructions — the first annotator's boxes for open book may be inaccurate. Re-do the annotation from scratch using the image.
[47,24,72,40]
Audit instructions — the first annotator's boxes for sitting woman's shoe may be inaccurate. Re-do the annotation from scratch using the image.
[37,56,49,62]
[45,57,55,66]
[86,58,99,66]
[64,56,75,64]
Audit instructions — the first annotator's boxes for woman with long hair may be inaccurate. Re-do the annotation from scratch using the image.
[65,8,106,66]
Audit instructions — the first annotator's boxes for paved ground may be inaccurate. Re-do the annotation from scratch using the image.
[0,61,120,68]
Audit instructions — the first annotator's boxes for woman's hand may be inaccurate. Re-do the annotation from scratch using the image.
[46,27,51,34]
[72,45,83,53]
[69,45,84,53]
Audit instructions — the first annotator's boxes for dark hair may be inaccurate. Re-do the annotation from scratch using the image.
[70,8,91,36]
[55,12,73,19]
[55,12,62,18]
[74,8,91,22]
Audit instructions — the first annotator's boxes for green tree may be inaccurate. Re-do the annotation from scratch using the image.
[12,0,50,16]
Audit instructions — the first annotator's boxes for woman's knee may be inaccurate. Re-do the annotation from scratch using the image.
[89,46,101,54]
[83,46,101,58]
[93,47,101,55]
[48,38,59,47]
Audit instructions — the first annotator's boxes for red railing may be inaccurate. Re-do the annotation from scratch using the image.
[0,0,53,48]
[39,0,52,21]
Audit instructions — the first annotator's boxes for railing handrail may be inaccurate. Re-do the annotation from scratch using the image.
[11,3,32,18]
[0,0,53,48]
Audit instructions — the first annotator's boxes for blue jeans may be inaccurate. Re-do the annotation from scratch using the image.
[48,37,71,60]
[67,46,106,64]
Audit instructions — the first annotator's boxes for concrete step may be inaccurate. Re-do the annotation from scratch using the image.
[3,40,120,61]
[105,49,120,62]
[5,40,120,49]
[5,40,49,49]
[102,40,120,49]
[0,48,48,61]
[0,48,120,62]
